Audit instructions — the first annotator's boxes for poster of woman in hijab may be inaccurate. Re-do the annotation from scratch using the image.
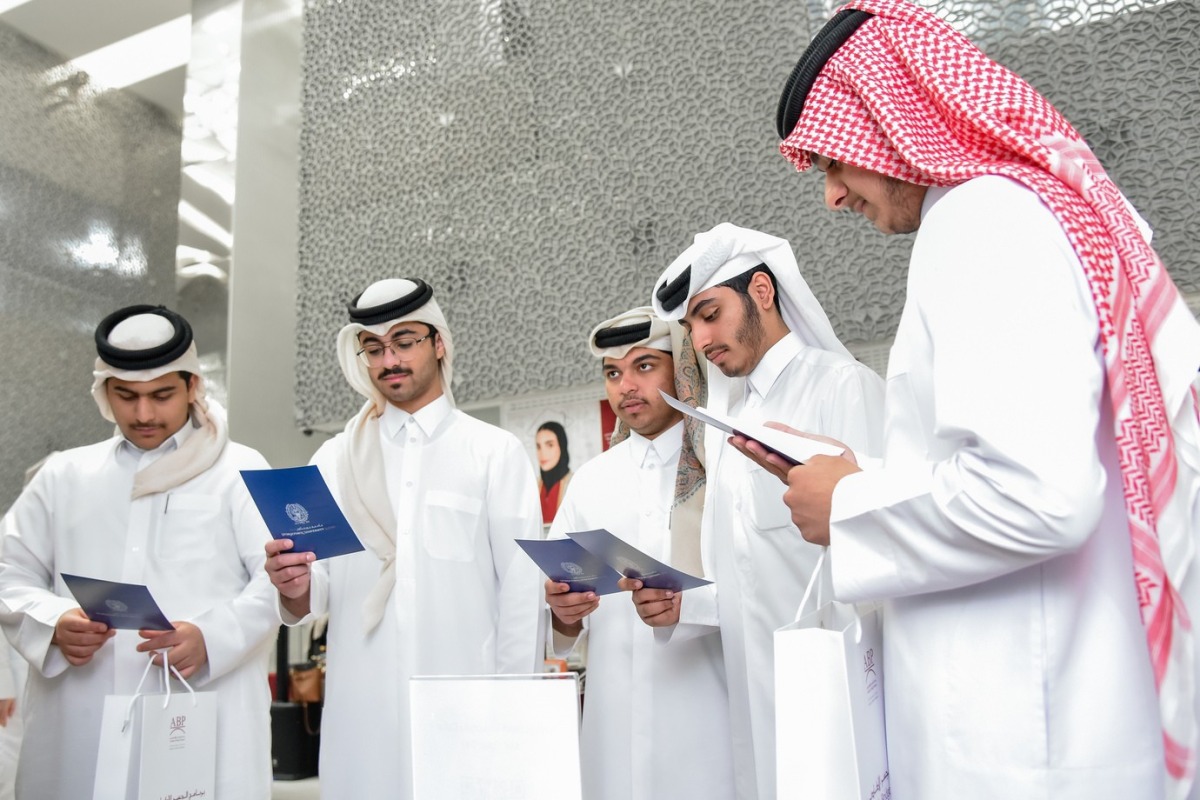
[535,421,572,524]
[494,386,611,530]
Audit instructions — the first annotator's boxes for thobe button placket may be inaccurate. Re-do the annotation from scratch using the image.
[394,415,416,443]
[640,447,660,517]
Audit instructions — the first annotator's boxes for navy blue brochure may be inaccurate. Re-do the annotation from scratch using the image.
[516,538,624,596]
[568,528,711,593]
[240,465,365,560]
[60,574,174,631]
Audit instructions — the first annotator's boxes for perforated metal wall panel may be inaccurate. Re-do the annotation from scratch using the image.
[0,23,182,509]
[295,0,1199,427]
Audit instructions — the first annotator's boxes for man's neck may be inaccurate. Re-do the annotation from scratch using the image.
[390,390,444,416]
[637,412,684,441]
[747,318,791,374]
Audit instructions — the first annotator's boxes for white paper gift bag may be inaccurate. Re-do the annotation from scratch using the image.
[410,673,582,800]
[775,549,890,800]
[93,655,217,800]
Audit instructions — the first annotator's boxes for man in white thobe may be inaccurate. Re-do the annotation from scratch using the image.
[545,307,734,800]
[0,635,22,800]
[0,457,50,800]
[265,277,544,798]
[766,2,1200,797]
[0,304,279,799]
[648,224,885,800]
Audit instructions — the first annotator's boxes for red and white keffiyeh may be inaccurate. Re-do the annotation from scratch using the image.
[781,0,1200,791]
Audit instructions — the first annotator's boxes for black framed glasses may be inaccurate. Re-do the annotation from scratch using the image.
[808,152,839,173]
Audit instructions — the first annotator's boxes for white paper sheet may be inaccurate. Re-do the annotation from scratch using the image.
[659,390,845,464]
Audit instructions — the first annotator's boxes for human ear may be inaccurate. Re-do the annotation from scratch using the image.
[751,271,776,311]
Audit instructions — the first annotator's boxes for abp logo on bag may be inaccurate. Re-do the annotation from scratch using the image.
[168,714,187,750]
[863,648,880,706]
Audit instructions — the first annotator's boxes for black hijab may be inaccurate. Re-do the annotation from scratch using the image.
[538,421,570,489]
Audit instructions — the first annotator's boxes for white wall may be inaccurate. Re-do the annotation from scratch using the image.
[226,0,321,469]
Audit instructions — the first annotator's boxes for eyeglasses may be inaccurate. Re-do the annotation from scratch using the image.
[356,334,433,366]
[808,152,840,173]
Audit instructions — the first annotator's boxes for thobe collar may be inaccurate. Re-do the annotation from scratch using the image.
[626,419,684,469]
[745,331,802,407]
[380,393,451,441]
[115,415,195,467]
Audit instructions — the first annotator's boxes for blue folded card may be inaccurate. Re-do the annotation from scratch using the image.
[518,529,711,595]
[60,574,174,631]
[240,465,365,560]
[568,528,711,593]
[516,538,624,595]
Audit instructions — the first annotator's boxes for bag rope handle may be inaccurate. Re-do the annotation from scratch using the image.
[121,648,200,731]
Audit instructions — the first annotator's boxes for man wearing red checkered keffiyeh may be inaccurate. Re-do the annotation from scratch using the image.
[765,0,1200,797]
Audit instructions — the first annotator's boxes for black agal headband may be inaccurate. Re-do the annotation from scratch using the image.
[654,266,692,314]
[94,305,193,370]
[776,8,875,140]
[593,320,654,351]
[347,278,434,326]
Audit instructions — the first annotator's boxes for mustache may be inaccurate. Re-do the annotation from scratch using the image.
[377,366,413,379]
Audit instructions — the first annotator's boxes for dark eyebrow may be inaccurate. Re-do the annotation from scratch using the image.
[630,353,664,366]
[361,325,422,344]
[683,297,717,324]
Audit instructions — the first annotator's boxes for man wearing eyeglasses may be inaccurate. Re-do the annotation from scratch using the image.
[264,278,545,798]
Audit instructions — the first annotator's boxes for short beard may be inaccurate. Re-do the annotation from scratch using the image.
[884,176,922,234]
[729,294,765,377]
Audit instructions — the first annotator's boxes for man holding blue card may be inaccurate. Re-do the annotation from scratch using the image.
[544,307,734,800]
[0,305,279,799]
[650,224,886,800]
[263,278,544,798]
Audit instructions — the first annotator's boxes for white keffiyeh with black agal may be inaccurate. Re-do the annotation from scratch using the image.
[90,304,227,499]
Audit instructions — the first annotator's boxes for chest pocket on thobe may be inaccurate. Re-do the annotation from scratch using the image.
[422,490,482,562]
[746,463,794,531]
[156,493,223,562]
